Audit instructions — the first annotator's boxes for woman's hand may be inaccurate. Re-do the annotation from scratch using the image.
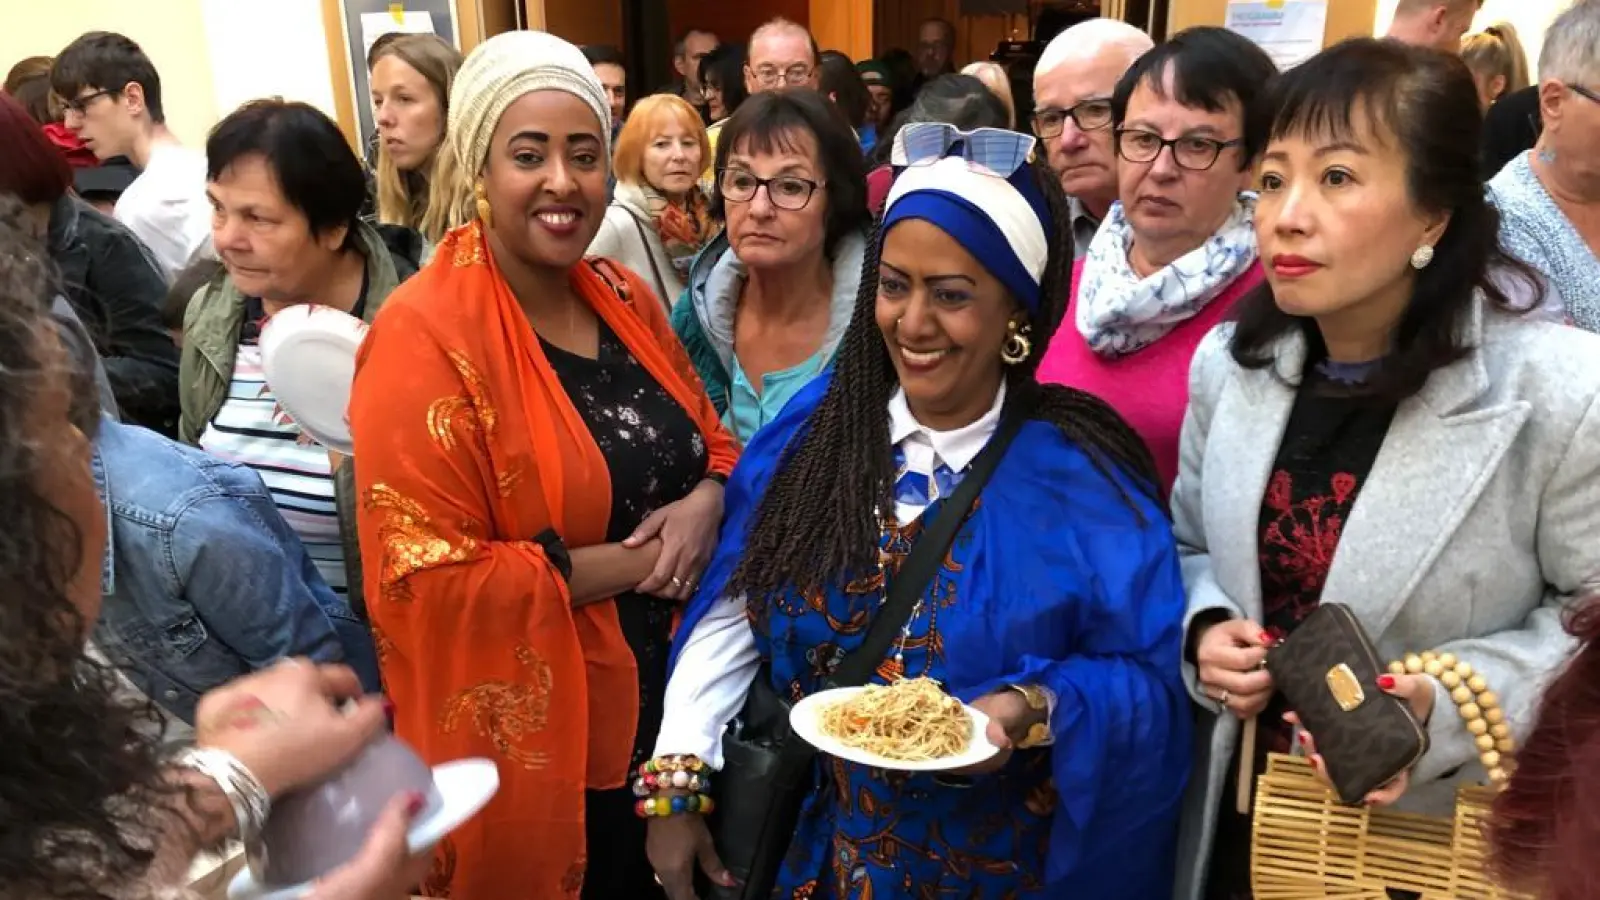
[625,479,724,601]
[1286,673,1433,807]
[306,792,434,899]
[647,811,737,900]
[195,658,387,800]
[950,689,1045,775]
[1195,619,1274,719]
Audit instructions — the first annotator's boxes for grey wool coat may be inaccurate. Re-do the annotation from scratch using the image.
[1168,299,1600,900]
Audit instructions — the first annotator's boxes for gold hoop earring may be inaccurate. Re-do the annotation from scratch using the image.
[1001,320,1033,365]
[475,180,493,228]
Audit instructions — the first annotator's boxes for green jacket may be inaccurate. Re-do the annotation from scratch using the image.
[177,221,418,614]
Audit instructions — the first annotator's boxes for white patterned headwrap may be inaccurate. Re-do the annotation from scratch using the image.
[448,30,612,180]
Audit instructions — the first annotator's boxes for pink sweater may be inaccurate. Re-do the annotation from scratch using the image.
[1038,259,1265,492]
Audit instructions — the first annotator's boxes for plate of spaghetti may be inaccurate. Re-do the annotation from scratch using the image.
[790,677,999,771]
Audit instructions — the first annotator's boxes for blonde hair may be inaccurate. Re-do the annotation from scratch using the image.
[1461,22,1530,103]
[369,33,463,241]
[613,94,710,189]
[961,62,1016,129]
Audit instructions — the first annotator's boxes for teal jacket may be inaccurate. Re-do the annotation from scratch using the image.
[670,228,867,420]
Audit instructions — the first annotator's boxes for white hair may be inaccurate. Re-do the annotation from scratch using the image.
[1035,18,1154,82]
[1539,0,1600,84]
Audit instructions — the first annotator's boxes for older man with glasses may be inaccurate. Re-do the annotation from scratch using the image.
[744,17,821,94]
[1031,18,1154,260]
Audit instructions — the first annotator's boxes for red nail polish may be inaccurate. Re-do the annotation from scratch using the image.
[382,698,396,717]
[1259,631,1274,645]
[1377,674,1396,690]
[405,791,426,816]
[1298,731,1311,746]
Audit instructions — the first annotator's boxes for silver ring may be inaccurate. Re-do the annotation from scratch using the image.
[1217,688,1232,707]
[670,576,685,589]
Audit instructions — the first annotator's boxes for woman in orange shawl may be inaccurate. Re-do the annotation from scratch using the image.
[348,31,738,899]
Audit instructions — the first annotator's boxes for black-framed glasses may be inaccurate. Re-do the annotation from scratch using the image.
[62,89,114,116]
[1031,96,1114,139]
[1115,128,1243,171]
[1567,83,1600,105]
[750,64,813,88]
[891,123,1037,178]
[718,167,822,210]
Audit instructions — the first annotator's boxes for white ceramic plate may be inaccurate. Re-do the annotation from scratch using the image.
[257,305,367,456]
[228,759,500,900]
[789,686,999,772]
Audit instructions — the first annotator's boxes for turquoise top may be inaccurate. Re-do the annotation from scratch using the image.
[723,351,828,441]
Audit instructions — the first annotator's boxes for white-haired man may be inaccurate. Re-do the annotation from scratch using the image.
[1032,18,1154,259]
[1386,0,1482,53]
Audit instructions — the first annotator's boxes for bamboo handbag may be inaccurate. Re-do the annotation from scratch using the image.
[1249,651,1534,899]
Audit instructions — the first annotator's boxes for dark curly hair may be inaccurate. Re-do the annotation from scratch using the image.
[726,160,1160,603]
[0,194,171,899]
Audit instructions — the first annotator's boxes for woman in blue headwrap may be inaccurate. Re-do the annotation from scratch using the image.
[639,123,1191,900]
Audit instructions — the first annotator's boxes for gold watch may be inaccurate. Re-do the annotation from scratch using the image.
[1008,684,1052,749]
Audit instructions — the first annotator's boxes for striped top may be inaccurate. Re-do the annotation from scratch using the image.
[198,328,347,598]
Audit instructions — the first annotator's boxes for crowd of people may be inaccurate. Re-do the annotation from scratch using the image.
[3,0,1600,898]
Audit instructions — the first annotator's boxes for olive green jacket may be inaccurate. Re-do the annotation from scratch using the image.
[177,222,418,614]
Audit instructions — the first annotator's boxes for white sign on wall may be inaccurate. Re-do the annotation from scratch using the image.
[1225,0,1329,70]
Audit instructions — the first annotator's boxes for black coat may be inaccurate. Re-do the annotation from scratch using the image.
[47,194,181,435]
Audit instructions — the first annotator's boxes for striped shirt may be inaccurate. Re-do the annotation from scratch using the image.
[198,337,347,598]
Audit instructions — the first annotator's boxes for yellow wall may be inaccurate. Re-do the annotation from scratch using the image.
[1,0,218,147]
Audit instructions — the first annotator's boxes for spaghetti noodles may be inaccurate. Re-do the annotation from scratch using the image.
[817,677,973,762]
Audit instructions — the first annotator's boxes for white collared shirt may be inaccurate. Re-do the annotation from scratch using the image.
[887,381,1005,524]
[653,384,1008,768]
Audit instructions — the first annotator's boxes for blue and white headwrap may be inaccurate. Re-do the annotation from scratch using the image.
[881,124,1055,312]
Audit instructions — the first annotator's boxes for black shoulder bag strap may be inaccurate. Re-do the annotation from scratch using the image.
[738,396,1030,899]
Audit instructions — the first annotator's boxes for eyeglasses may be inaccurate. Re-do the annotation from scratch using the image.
[751,65,813,88]
[61,89,114,116]
[1567,83,1600,105]
[718,168,822,210]
[891,123,1037,178]
[1115,128,1243,171]
[1031,96,1114,139]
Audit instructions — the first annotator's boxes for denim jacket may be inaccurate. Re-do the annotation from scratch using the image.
[91,418,381,723]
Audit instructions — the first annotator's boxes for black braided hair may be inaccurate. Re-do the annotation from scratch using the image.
[727,159,1161,604]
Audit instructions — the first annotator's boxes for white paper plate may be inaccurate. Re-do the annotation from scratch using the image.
[257,304,367,456]
[228,759,500,900]
[789,686,999,772]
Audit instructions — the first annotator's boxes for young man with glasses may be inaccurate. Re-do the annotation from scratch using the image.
[51,31,211,281]
[1031,18,1153,259]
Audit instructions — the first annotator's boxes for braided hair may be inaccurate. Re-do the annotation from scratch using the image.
[727,159,1160,604]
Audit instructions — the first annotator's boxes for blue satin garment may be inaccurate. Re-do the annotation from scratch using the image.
[671,374,1192,899]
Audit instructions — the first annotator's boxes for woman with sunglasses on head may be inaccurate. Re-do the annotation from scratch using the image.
[1036,27,1277,492]
[1488,0,1600,330]
[674,90,870,444]
[647,123,1190,900]
[1173,39,1600,900]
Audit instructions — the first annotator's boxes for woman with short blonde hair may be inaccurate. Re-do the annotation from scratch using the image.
[588,93,714,309]
[368,33,462,242]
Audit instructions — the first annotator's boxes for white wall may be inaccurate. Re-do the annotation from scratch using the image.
[201,0,339,124]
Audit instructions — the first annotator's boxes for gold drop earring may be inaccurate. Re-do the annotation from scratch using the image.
[475,180,493,228]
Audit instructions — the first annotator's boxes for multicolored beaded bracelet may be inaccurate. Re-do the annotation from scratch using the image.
[634,793,716,818]
[633,755,712,796]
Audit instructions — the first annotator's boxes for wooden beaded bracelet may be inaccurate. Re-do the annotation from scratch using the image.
[1387,651,1516,785]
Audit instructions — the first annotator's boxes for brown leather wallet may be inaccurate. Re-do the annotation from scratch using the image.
[1265,603,1428,804]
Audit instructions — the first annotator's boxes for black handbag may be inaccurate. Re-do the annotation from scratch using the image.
[708,399,1029,900]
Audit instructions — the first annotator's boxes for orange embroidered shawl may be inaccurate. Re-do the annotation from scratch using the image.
[349,222,739,899]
